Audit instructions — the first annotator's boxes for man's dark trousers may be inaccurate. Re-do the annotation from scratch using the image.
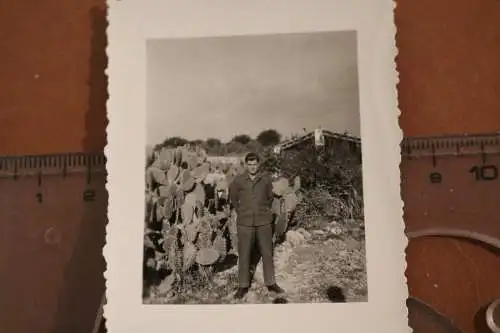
[237,223,275,288]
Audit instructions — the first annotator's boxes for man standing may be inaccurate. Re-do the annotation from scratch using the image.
[229,152,285,299]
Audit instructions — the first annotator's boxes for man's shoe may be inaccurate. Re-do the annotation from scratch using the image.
[234,287,249,299]
[267,284,285,294]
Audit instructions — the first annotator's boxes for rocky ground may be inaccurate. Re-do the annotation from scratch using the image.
[144,217,367,304]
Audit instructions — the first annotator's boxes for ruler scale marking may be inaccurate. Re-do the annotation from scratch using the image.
[401,133,500,333]
[0,150,107,333]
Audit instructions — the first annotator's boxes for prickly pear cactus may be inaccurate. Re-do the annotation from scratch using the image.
[273,198,288,238]
[182,242,197,272]
[197,217,213,249]
[175,245,183,274]
[163,227,177,253]
[185,222,199,243]
[228,211,238,253]
[182,192,197,225]
[144,149,311,294]
[213,231,227,262]
[167,241,178,272]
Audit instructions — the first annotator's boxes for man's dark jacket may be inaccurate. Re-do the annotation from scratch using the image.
[229,171,274,227]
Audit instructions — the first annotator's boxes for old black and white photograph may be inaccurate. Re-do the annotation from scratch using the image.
[106,1,407,332]
[143,30,367,304]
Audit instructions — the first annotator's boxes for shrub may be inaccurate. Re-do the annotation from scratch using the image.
[256,129,282,147]
[261,142,363,221]
[162,136,189,148]
[231,134,253,145]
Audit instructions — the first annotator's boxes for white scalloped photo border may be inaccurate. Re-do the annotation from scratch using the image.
[104,1,408,332]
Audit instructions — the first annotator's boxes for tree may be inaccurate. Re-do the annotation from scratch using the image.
[225,141,246,155]
[245,140,263,153]
[232,134,252,145]
[189,139,204,146]
[256,129,282,147]
[162,136,188,148]
[205,138,222,147]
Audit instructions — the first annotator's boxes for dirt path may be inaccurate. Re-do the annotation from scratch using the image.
[145,219,368,304]
[243,223,367,303]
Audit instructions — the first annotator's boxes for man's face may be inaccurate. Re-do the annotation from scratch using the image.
[245,159,259,175]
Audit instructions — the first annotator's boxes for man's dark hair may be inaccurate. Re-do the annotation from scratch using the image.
[244,152,260,163]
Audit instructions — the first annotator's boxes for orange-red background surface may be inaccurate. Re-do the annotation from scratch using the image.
[1,0,499,332]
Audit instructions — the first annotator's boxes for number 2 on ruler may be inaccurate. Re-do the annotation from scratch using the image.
[469,165,498,181]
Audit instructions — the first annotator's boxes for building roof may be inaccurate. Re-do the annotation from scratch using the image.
[274,129,361,152]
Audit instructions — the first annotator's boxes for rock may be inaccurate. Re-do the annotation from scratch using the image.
[212,276,226,287]
[337,249,348,257]
[296,228,312,239]
[145,258,156,269]
[286,230,305,246]
[157,274,176,294]
[313,229,326,235]
[245,290,259,303]
[345,218,356,225]
[328,226,343,236]
[345,237,361,250]
[253,262,264,285]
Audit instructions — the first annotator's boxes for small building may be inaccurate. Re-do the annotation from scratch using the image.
[206,155,242,165]
[273,128,362,163]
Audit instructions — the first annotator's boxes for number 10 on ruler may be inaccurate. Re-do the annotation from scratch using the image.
[469,165,498,181]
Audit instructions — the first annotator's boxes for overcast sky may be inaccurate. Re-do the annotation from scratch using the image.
[147,30,360,146]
